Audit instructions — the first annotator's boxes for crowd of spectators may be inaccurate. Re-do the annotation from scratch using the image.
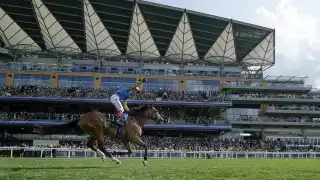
[0,110,319,125]
[268,104,320,111]
[3,111,319,124]
[232,115,259,121]
[0,62,255,79]
[266,116,320,123]
[0,70,318,152]
[0,112,82,122]
[230,115,320,124]
[225,81,309,88]
[0,85,228,102]
[235,92,320,100]
[3,136,320,152]
[0,111,223,125]
[71,137,265,151]
[2,83,320,104]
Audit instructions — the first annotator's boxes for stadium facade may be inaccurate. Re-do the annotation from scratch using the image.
[0,0,317,146]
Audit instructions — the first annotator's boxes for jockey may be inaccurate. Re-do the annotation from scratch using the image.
[110,79,146,125]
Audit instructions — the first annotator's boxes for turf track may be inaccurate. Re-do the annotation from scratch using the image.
[0,158,320,180]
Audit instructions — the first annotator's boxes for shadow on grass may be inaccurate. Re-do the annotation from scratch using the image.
[3,166,116,172]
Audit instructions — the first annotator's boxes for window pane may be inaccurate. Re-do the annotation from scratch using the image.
[185,80,219,91]
[144,79,178,91]
[58,75,93,88]
[101,77,136,89]
[0,73,6,86]
[14,74,50,87]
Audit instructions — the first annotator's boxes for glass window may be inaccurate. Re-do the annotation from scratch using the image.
[101,77,136,89]
[58,75,94,88]
[13,74,51,87]
[267,82,304,88]
[185,80,220,91]
[227,108,260,121]
[144,79,178,92]
[0,73,5,86]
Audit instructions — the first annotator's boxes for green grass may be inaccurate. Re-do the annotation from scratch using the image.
[0,158,320,180]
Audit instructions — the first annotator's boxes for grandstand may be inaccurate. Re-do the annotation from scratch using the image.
[0,0,318,156]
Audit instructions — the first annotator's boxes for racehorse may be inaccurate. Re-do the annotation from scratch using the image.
[33,105,163,166]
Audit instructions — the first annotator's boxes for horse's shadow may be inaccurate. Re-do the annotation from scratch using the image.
[5,166,114,172]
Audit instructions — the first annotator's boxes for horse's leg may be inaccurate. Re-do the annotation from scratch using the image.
[86,136,106,160]
[96,133,122,164]
[130,137,148,166]
[113,141,132,157]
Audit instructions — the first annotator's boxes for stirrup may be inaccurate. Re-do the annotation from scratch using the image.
[111,119,119,125]
[115,117,123,126]
[118,119,124,125]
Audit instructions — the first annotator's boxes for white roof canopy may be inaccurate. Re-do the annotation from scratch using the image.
[126,4,160,58]
[32,0,81,53]
[165,12,198,61]
[0,7,41,51]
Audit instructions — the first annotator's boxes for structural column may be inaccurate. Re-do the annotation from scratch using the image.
[178,80,185,91]
[50,72,58,88]
[93,75,101,89]
[5,72,14,87]
[260,104,268,120]
[220,108,227,119]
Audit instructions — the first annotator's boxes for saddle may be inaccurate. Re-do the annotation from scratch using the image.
[106,105,142,128]
[106,113,128,138]
[108,113,128,128]
[105,105,145,138]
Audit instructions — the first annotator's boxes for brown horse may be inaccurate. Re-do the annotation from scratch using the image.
[33,105,163,165]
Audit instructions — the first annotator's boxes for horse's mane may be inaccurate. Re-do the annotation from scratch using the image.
[129,105,149,116]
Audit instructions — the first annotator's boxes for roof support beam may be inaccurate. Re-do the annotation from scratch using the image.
[276,76,282,81]
[288,76,295,81]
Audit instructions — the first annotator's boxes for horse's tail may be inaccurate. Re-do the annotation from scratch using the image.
[33,119,81,135]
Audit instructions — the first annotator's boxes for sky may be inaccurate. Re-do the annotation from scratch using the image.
[146,0,320,87]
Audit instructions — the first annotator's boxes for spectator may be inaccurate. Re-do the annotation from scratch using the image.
[0,111,226,125]
[0,85,229,102]
[3,136,320,152]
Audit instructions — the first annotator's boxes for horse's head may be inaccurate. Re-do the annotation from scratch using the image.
[137,105,164,123]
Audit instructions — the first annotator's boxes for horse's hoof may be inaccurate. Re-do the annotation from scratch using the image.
[143,160,147,166]
[111,157,122,164]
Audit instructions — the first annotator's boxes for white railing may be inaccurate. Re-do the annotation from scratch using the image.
[0,147,319,159]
